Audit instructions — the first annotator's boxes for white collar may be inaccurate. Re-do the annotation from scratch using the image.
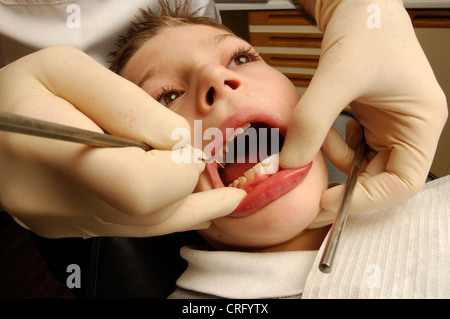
[176,245,317,299]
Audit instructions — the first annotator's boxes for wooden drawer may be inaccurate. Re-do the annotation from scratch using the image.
[249,10,321,92]
[250,32,322,48]
[258,53,319,68]
[408,10,450,28]
[249,10,313,25]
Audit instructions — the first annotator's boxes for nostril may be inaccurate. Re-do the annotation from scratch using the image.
[205,80,239,107]
[206,87,214,106]
[225,80,239,90]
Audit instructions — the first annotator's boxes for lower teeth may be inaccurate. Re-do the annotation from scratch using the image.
[228,153,280,188]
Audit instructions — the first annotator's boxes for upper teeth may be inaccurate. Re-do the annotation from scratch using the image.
[217,123,252,164]
[226,123,251,142]
[228,153,280,188]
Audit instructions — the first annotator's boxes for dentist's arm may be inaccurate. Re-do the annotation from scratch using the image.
[281,0,447,217]
[0,46,245,238]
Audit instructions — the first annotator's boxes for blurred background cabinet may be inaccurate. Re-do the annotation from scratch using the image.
[248,10,320,96]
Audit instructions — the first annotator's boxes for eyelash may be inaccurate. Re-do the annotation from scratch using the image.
[155,85,183,103]
[229,46,261,65]
[155,46,261,106]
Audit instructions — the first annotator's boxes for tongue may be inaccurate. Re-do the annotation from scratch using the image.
[219,162,255,186]
[219,136,263,186]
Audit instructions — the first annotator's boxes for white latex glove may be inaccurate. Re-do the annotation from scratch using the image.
[281,0,447,224]
[0,46,246,238]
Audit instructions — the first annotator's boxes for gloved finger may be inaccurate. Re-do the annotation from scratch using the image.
[321,121,364,175]
[358,150,389,182]
[66,145,207,216]
[311,121,366,227]
[321,127,355,174]
[307,206,338,230]
[4,46,189,150]
[345,119,364,150]
[321,150,393,214]
[279,45,367,170]
[308,120,361,230]
[144,187,247,235]
[77,187,247,237]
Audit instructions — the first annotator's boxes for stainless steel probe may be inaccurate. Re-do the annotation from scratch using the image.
[319,138,366,273]
[0,111,152,151]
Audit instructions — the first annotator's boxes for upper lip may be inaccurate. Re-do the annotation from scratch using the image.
[206,107,286,158]
[205,107,287,188]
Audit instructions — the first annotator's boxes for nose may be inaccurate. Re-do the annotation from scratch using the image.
[196,64,241,114]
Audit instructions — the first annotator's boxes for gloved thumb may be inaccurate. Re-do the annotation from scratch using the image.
[279,44,366,170]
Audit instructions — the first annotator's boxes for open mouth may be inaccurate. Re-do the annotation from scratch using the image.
[206,110,312,218]
[219,122,284,191]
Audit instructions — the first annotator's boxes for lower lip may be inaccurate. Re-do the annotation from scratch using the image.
[228,162,313,217]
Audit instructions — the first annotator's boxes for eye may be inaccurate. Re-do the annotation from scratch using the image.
[228,47,260,69]
[155,86,184,107]
[230,54,251,67]
[160,92,182,106]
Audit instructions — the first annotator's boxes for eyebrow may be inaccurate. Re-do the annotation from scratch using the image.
[137,65,157,88]
[137,32,241,88]
[213,32,239,45]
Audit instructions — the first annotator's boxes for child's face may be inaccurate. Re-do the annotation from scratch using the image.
[121,24,328,250]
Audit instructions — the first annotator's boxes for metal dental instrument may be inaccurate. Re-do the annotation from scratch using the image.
[0,111,152,151]
[0,112,218,164]
[319,138,366,274]
[199,157,225,169]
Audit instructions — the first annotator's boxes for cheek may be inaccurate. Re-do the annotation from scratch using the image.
[254,68,300,107]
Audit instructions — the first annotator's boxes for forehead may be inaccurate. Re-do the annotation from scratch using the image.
[122,24,237,82]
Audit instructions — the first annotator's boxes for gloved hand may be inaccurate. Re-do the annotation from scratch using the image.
[0,46,246,238]
[281,0,447,223]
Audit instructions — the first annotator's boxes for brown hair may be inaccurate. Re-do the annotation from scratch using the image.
[109,0,233,74]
